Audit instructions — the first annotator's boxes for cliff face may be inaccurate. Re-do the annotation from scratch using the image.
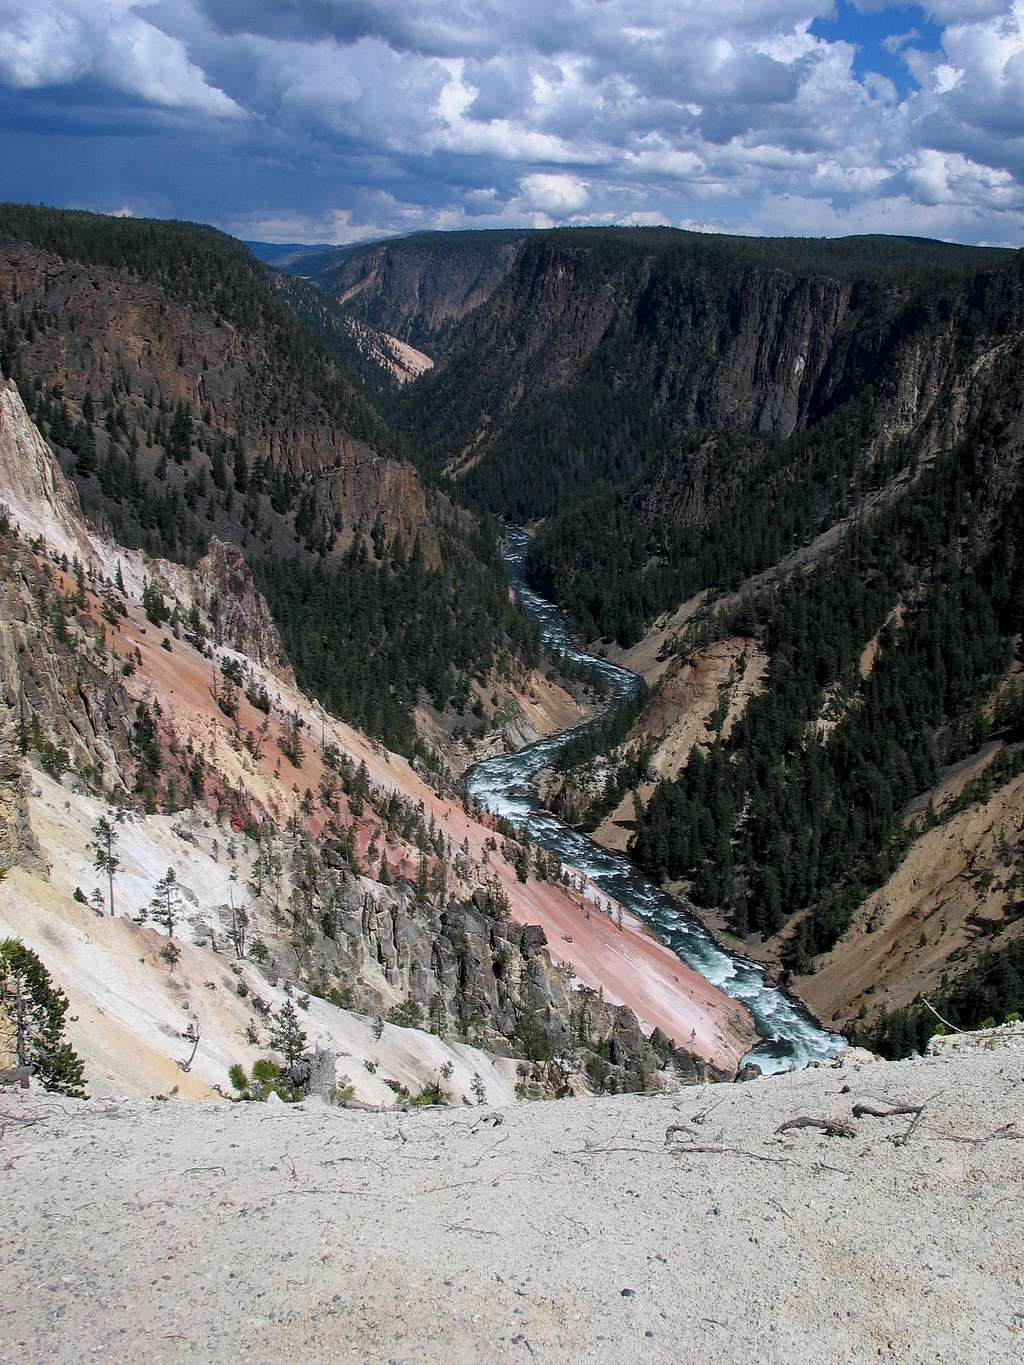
[402,236,1021,494]
[0,380,94,564]
[318,233,525,355]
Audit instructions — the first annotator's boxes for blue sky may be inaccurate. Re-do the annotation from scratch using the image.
[810,2,944,95]
[0,1,1021,245]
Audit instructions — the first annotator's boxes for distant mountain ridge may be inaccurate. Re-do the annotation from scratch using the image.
[242,239,335,269]
[0,203,541,753]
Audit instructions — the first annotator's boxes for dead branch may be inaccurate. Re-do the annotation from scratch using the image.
[664,1123,697,1143]
[852,1102,924,1120]
[691,1096,728,1126]
[565,1135,797,1167]
[775,1116,856,1139]
[920,998,964,1033]
[177,1019,201,1073]
[674,1144,797,1167]
[853,1090,942,1144]
[937,1121,1024,1147]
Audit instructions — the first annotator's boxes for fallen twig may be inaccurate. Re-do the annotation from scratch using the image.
[921,999,964,1033]
[853,1100,927,1145]
[936,1121,1024,1147]
[691,1096,728,1126]
[669,1143,797,1167]
[664,1124,697,1144]
[775,1117,856,1139]
[851,1102,923,1119]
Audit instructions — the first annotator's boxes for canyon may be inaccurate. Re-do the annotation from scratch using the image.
[1,204,1023,1365]
[0,377,754,1101]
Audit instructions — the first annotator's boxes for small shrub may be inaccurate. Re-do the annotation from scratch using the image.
[36,739,71,779]
[410,1085,445,1107]
[387,999,424,1030]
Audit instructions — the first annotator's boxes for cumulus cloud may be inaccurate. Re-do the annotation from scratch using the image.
[518,172,589,214]
[0,0,1022,245]
[0,0,242,117]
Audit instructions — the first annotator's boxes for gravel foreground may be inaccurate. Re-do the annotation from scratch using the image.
[2,1047,1023,1364]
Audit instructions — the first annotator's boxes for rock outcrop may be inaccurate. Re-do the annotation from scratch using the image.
[0,381,94,565]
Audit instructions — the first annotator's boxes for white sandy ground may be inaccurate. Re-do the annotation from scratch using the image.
[2,1041,1023,1365]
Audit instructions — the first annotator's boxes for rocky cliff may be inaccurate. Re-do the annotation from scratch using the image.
[304,230,526,356]
[395,231,1019,524]
[0,240,436,563]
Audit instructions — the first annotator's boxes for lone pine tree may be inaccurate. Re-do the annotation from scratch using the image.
[0,940,86,1097]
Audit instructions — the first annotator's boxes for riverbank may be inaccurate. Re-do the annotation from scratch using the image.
[5,1039,1021,1363]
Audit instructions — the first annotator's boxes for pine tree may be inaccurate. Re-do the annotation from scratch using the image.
[91,812,123,917]
[268,999,307,1068]
[148,867,182,939]
[0,939,87,1097]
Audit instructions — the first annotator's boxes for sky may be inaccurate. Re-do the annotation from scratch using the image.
[0,1,1021,246]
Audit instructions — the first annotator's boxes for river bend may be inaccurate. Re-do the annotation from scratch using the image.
[465,527,842,1074]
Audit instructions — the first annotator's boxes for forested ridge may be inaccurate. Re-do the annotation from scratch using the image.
[392,228,1013,531]
[632,433,1023,938]
[253,521,538,753]
[623,419,1024,1033]
[0,204,538,753]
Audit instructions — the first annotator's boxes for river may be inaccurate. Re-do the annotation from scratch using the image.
[465,527,842,1074]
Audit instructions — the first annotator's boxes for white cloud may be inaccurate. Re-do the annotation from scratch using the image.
[0,0,243,117]
[882,28,920,55]
[518,172,589,214]
[3,0,1024,246]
